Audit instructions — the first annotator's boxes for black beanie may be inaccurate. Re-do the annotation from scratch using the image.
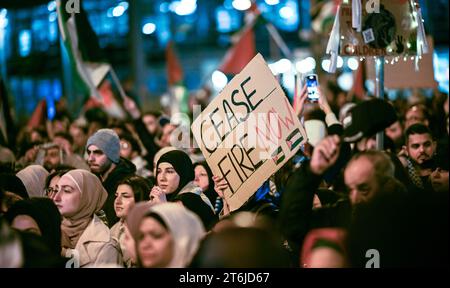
[156,150,194,196]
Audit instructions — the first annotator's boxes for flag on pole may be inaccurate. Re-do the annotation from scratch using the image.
[56,0,110,103]
[219,26,256,75]
[27,99,47,129]
[166,41,184,86]
[166,41,189,115]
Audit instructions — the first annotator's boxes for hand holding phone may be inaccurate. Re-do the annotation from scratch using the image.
[305,74,320,102]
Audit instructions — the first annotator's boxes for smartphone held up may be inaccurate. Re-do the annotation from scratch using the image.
[305,74,320,102]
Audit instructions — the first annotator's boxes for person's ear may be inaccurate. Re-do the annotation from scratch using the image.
[402,145,408,156]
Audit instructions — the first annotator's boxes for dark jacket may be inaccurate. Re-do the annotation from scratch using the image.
[102,158,136,227]
[278,161,351,264]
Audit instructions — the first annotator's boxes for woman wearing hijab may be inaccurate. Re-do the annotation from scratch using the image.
[5,197,62,257]
[193,162,218,207]
[16,164,49,198]
[150,150,217,229]
[127,202,205,268]
[0,173,29,215]
[53,169,122,267]
[111,175,151,267]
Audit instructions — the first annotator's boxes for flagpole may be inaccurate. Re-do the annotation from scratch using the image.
[265,23,292,59]
[109,67,127,100]
[375,56,384,150]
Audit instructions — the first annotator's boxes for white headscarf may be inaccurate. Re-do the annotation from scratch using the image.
[16,165,49,198]
[145,203,205,268]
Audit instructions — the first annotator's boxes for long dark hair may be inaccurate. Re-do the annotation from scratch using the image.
[117,175,152,202]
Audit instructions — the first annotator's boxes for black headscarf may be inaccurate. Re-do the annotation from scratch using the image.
[5,197,62,256]
[193,161,216,205]
[156,150,194,200]
[0,173,28,199]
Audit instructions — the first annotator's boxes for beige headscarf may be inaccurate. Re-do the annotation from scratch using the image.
[140,203,205,268]
[16,165,49,198]
[59,169,108,249]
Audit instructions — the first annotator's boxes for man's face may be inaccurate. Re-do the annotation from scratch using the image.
[405,107,427,129]
[344,157,379,205]
[143,115,158,135]
[44,147,61,171]
[69,125,87,149]
[406,133,436,165]
[87,144,112,175]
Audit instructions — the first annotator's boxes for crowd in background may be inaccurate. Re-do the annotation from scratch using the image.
[0,79,448,268]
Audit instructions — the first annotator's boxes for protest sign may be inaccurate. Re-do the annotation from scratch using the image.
[340,0,418,57]
[191,53,307,211]
[366,36,437,89]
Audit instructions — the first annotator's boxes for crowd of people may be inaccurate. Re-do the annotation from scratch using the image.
[0,80,448,268]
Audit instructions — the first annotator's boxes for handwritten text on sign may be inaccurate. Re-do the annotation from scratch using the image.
[191,53,307,211]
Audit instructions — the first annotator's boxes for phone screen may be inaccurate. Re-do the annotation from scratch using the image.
[306,74,319,102]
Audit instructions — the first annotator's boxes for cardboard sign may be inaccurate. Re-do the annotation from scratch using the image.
[340,0,418,56]
[366,36,437,89]
[191,53,307,211]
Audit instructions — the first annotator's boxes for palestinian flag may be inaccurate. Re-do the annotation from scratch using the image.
[56,0,110,103]
[218,3,259,75]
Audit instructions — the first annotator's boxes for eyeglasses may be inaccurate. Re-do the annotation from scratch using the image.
[46,187,58,196]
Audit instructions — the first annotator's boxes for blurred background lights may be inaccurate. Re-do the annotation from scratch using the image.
[212,70,228,91]
[232,0,251,11]
[337,72,354,91]
[112,6,125,17]
[48,12,57,22]
[347,57,359,71]
[142,22,156,34]
[295,57,316,74]
[279,6,294,19]
[171,0,197,16]
[269,58,292,75]
[0,9,8,29]
[321,59,331,72]
[47,1,56,12]
[265,0,280,5]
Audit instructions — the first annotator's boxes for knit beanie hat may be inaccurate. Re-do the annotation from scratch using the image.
[157,150,194,195]
[86,129,120,164]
